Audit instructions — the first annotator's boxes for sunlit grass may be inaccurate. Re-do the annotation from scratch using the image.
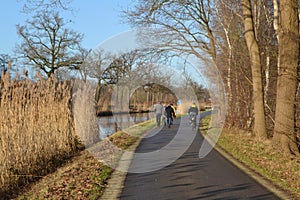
[217,129,300,198]
[199,115,211,134]
[109,119,156,150]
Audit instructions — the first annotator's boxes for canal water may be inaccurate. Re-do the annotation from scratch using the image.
[98,112,154,139]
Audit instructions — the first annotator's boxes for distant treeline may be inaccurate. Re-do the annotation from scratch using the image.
[95,83,208,116]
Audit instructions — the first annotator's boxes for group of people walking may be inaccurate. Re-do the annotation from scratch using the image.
[153,101,176,128]
[153,101,199,128]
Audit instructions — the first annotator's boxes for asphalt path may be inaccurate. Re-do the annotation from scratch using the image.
[119,113,282,200]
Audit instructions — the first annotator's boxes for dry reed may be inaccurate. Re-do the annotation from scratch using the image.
[0,72,79,195]
[72,79,99,148]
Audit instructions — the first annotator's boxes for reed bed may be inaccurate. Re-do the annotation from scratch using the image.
[72,79,99,148]
[0,72,80,196]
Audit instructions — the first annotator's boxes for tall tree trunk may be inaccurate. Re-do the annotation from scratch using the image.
[273,0,299,155]
[273,0,280,76]
[273,0,279,40]
[264,51,270,110]
[242,0,267,138]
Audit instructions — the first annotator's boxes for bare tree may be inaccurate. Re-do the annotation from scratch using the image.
[84,49,114,82]
[76,48,91,82]
[215,0,235,106]
[123,0,217,62]
[16,11,83,78]
[211,0,253,129]
[273,0,299,155]
[241,0,267,138]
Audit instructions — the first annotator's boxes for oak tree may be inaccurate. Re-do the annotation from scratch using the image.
[241,0,267,138]
[16,11,83,77]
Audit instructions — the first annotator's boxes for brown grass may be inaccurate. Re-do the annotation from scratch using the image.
[109,131,139,150]
[16,150,113,200]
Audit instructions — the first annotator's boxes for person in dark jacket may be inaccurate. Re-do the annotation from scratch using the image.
[165,103,176,128]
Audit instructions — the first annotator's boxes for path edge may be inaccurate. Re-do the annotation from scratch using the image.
[203,134,294,200]
[99,126,157,200]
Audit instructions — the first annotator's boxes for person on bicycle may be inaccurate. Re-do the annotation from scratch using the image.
[188,102,198,127]
[165,103,176,128]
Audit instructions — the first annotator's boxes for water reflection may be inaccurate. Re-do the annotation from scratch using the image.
[98,112,154,139]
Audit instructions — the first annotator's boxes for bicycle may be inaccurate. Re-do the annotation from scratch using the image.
[189,112,197,130]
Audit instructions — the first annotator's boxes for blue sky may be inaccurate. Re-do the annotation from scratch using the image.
[0,0,132,55]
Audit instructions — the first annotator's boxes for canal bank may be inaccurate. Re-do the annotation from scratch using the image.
[98,112,154,139]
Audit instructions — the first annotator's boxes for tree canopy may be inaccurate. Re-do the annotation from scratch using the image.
[16,11,83,77]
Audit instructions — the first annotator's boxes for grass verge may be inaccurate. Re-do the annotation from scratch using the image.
[16,119,156,200]
[217,129,300,199]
